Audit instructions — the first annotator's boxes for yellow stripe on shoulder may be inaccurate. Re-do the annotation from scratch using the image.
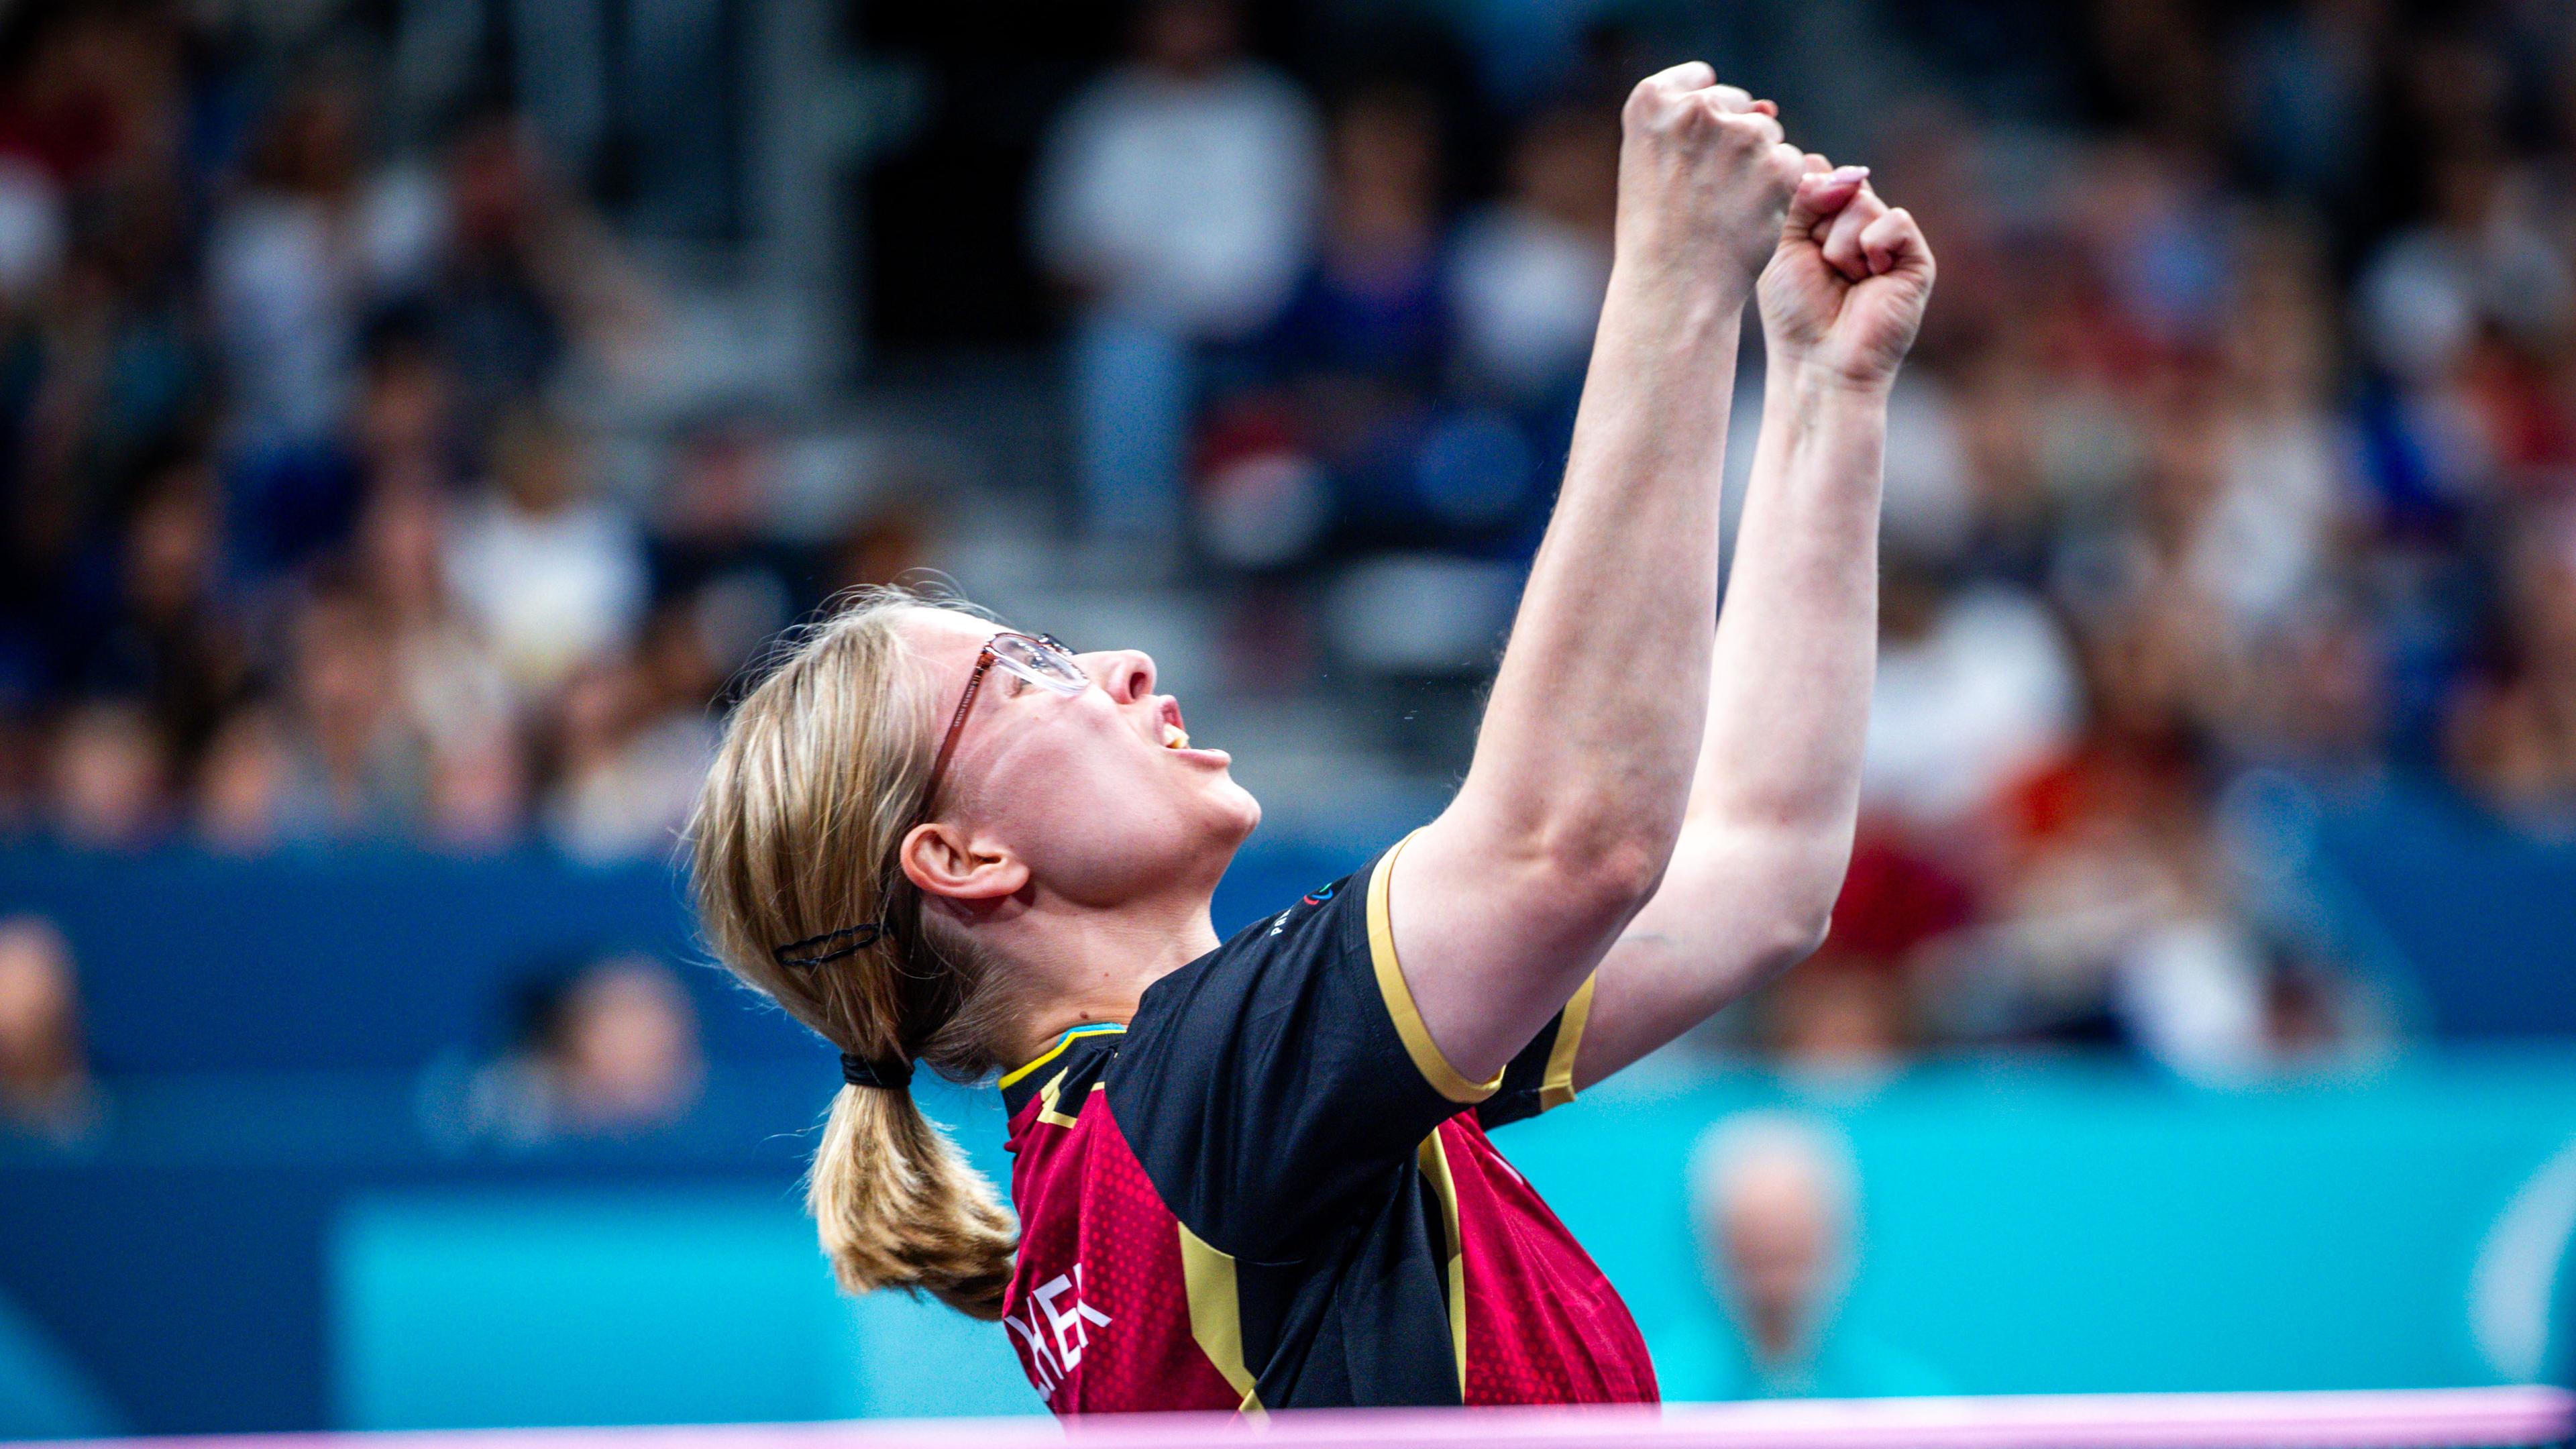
[1366,831,1503,1105]
[1539,973,1595,1112]
[997,1021,1128,1090]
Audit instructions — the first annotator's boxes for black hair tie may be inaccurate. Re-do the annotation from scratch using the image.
[841,1053,913,1090]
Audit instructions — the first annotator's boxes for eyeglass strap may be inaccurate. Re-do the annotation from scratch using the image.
[922,643,998,812]
[772,922,888,970]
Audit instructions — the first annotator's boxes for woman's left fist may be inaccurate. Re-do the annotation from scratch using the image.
[1756,159,1935,390]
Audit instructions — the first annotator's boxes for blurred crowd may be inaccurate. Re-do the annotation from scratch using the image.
[0,1,921,865]
[1028,0,2576,1079]
[5,0,2576,1082]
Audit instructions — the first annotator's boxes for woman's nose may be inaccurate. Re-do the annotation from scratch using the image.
[1088,649,1157,702]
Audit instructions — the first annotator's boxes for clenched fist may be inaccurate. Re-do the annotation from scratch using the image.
[1758,161,1935,389]
[1615,63,1809,299]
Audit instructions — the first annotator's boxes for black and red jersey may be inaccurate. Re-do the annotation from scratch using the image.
[994,837,1658,1413]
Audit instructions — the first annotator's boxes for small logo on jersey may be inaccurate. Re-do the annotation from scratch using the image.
[1003,1262,1112,1402]
[1302,882,1336,905]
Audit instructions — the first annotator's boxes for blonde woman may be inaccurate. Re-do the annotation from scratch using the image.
[690,64,1932,1413]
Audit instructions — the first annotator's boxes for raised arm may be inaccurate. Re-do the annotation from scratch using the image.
[1384,66,1808,1088]
[1572,166,1937,1085]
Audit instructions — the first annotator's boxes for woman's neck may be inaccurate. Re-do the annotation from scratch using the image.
[997,892,1224,1071]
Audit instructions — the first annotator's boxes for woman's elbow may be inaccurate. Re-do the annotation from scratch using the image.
[1766,846,1854,965]
[1770,903,1836,969]
[1534,830,1674,929]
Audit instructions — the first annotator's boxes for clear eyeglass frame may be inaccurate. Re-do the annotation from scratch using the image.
[920,631,1085,817]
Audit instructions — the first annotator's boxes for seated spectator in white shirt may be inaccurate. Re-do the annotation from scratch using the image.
[443,411,648,695]
[1030,0,1322,546]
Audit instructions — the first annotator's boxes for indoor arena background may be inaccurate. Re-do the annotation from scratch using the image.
[0,0,2573,1439]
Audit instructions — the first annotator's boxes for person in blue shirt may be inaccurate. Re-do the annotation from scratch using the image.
[1656,1110,1950,1401]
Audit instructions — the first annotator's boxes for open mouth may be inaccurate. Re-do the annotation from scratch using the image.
[1156,698,1190,751]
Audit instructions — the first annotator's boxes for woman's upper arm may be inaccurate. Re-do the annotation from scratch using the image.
[1381,814,1660,1088]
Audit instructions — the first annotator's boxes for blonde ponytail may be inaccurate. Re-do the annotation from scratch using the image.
[688,588,1022,1319]
[811,1081,1016,1316]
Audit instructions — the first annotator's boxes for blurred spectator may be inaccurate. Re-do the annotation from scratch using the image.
[0,914,99,1144]
[358,480,513,757]
[205,78,429,453]
[1032,0,1323,547]
[2448,513,2576,830]
[46,698,166,849]
[1659,1112,1947,1399]
[1759,833,1975,1080]
[424,115,655,433]
[443,410,648,695]
[649,417,805,649]
[270,581,422,841]
[206,77,429,578]
[191,701,286,853]
[1860,555,2082,831]
[539,649,712,864]
[1448,105,1616,406]
[453,953,704,1144]
[83,462,251,764]
[1250,84,1467,548]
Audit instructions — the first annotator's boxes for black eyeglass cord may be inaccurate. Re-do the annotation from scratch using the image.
[772,922,886,971]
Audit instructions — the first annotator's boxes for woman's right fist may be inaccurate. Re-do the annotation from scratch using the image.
[1615,63,1808,297]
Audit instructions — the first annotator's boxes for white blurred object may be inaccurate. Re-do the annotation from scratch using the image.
[2357,168,2571,383]
[0,159,64,303]
[2471,1134,2576,1383]
[2198,411,2349,632]
[2112,916,2273,1086]
[1032,64,1322,339]
[443,496,649,692]
[1448,206,1609,399]
[1880,374,1974,559]
[1326,554,1522,675]
[1861,586,2081,826]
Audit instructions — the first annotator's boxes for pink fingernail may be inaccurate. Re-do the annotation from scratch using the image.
[1832,165,1870,182]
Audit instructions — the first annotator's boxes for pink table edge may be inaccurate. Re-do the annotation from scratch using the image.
[17,1386,2572,1449]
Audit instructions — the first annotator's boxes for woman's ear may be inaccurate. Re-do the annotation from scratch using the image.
[899,821,1029,902]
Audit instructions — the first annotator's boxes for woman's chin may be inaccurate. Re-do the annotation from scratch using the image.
[1219,783,1263,841]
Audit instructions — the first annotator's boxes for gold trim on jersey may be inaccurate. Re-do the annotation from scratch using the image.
[1177,1221,1265,1417]
[1417,1127,1470,1398]
[997,1021,1127,1090]
[1367,833,1503,1104]
[1539,973,1595,1112]
[1033,1069,1099,1129]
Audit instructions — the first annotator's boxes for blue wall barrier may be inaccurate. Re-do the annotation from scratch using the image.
[7,1052,2570,1435]
[305,1053,2576,1430]
[0,837,1379,1075]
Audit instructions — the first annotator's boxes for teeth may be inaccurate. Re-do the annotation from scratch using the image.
[1161,722,1189,749]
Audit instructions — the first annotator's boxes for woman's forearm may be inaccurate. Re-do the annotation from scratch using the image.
[1436,77,1803,895]
[1448,267,1743,877]
[1693,362,1886,849]
[1562,172,1933,1087]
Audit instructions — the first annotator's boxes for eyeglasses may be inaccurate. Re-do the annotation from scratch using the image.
[921,631,1086,816]
[773,630,1083,975]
